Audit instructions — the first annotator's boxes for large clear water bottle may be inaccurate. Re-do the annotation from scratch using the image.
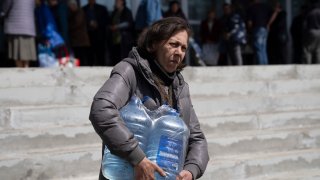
[120,96,153,151]
[146,106,190,180]
[102,96,152,179]
[102,148,133,180]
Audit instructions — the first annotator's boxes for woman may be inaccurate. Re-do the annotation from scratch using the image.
[68,0,90,66]
[109,0,134,65]
[200,8,222,65]
[1,0,36,67]
[163,0,187,20]
[89,17,209,180]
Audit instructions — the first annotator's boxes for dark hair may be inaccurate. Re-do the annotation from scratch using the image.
[137,17,192,53]
[169,0,180,7]
[118,0,126,7]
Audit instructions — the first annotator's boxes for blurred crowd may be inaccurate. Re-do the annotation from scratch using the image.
[199,0,320,66]
[0,0,319,68]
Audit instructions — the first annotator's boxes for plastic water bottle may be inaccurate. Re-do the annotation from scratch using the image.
[102,96,152,179]
[146,106,190,180]
[102,148,133,180]
[120,96,153,151]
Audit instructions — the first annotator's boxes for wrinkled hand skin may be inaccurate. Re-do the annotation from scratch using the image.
[176,170,193,180]
[134,157,166,180]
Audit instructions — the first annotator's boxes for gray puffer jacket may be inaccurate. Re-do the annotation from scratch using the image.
[89,47,209,179]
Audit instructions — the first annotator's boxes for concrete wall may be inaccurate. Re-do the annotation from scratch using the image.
[0,65,319,179]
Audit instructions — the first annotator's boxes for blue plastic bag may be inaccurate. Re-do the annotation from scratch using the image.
[35,3,64,48]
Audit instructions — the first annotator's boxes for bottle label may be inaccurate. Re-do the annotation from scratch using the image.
[156,135,183,172]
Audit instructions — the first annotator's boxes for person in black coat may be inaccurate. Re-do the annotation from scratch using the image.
[0,0,10,67]
[290,4,307,64]
[163,0,186,20]
[109,0,134,65]
[83,0,110,66]
[267,1,288,64]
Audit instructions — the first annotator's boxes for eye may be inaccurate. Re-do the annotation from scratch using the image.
[181,46,187,52]
[169,42,179,48]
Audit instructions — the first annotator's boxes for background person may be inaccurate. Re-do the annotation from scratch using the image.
[267,0,289,64]
[83,0,110,66]
[1,0,37,68]
[134,0,162,40]
[222,2,247,65]
[200,8,222,66]
[163,0,187,20]
[246,0,273,65]
[68,0,90,66]
[302,0,320,64]
[109,0,134,65]
[290,4,307,64]
[48,0,69,46]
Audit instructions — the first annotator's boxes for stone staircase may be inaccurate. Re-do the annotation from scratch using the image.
[188,66,320,180]
[0,65,319,180]
[0,68,105,180]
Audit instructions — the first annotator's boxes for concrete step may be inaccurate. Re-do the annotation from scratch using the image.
[0,105,90,130]
[245,168,320,180]
[200,148,320,180]
[193,93,320,117]
[1,105,319,155]
[62,166,320,180]
[0,67,110,88]
[0,144,101,180]
[1,66,320,107]
[0,79,320,107]
[182,65,320,83]
[2,93,319,131]
[59,174,99,180]
[206,126,320,156]
[0,125,100,154]
[189,79,320,97]
[2,119,319,161]
[200,109,320,134]
[0,67,108,107]
[1,78,319,107]
[1,66,319,89]
[1,67,320,106]
[0,86,97,107]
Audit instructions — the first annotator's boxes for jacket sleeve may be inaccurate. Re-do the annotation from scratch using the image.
[182,85,209,179]
[89,61,145,166]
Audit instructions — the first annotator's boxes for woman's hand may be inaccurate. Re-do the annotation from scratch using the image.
[176,170,193,180]
[134,157,166,180]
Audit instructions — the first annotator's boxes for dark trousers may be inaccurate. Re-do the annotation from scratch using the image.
[73,46,90,66]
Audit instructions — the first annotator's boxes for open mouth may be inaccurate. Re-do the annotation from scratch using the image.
[170,58,180,64]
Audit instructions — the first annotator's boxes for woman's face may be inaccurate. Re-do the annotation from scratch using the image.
[115,0,124,9]
[69,3,78,11]
[171,3,179,13]
[154,30,188,73]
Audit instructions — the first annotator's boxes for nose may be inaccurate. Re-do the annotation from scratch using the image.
[174,48,185,62]
[175,47,183,56]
